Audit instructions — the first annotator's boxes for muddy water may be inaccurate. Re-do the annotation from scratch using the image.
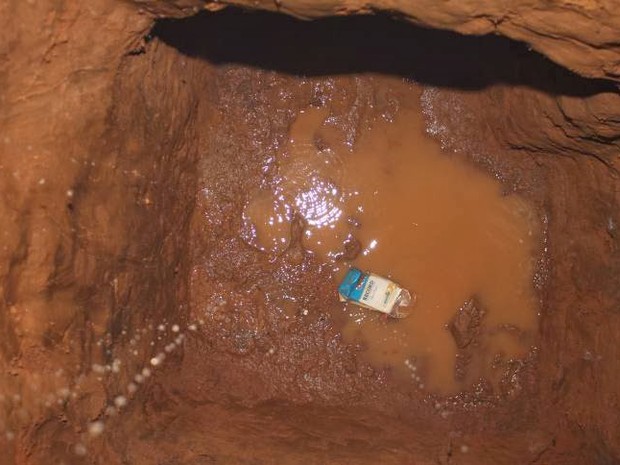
[242,80,539,393]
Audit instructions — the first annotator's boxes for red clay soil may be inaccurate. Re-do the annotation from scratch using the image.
[1,3,620,465]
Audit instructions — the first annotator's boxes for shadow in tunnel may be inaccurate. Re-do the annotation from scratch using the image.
[152,8,616,97]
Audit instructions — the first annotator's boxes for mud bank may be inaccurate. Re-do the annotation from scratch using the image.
[1,2,620,465]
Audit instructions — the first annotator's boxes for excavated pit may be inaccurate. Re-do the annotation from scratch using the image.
[1,7,620,465]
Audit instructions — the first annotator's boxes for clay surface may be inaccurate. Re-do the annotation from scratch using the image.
[1,2,620,465]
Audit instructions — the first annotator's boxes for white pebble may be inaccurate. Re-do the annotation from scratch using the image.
[111,359,121,373]
[114,396,127,408]
[105,406,117,417]
[74,444,87,456]
[171,324,180,333]
[134,374,145,384]
[164,343,175,353]
[141,368,151,378]
[88,421,105,437]
[188,324,197,331]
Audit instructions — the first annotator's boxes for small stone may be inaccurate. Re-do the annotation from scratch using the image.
[111,359,121,373]
[88,421,104,437]
[74,443,87,456]
[164,343,175,353]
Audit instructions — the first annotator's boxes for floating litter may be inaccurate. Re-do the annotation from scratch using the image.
[338,268,414,318]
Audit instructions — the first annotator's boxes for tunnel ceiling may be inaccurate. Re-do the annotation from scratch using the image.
[136,0,620,82]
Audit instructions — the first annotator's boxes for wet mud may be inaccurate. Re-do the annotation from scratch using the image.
[240,83,540,393]
[2,7,620,465]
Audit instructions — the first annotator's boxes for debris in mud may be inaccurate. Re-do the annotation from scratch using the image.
[448,297,486,350]
[284,214,306,265]
[338,268,413,318]
[334,234,362,261]
[449,297,486,382]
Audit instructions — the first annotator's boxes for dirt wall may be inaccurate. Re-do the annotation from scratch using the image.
[1,1,620,464]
